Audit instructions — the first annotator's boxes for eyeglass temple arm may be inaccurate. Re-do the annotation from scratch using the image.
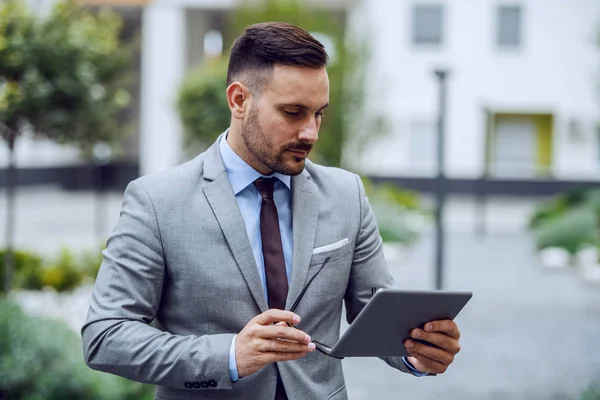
[284,256,344,360]
[288,256,331,313]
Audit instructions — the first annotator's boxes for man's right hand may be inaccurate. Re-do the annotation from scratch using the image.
[235,309,316,378]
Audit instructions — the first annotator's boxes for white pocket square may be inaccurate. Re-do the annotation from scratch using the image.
[312,238,350,255]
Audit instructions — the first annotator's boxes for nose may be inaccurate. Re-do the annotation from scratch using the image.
[298,116,319,144]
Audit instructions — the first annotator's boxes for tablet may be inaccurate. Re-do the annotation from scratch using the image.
[328,289,472,358]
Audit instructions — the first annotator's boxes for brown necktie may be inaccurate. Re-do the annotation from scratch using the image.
[254,178,288,400]
[255,178,289,310]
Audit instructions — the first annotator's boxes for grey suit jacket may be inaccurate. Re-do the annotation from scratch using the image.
[82,138,410,400]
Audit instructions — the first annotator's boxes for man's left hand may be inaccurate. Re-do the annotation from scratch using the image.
[404,319,461,375]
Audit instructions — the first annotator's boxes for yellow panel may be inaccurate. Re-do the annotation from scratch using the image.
[535,115,553,176]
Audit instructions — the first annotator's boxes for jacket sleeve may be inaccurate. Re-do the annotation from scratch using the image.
[81,180,234,390]
[344,175,411,374]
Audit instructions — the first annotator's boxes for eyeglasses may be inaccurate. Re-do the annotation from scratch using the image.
[285,256,345,359]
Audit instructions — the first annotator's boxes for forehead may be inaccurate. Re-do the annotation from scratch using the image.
[261,65,329,108]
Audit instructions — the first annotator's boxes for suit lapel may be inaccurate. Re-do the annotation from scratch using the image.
[286,169,319,309]
[202,140,268,312]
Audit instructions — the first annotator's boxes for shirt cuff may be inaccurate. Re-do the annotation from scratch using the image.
[402,357,432,377]
[228,335,240,382]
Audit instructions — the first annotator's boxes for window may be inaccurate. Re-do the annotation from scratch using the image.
[497,5,522,47]
[413,5,444,46]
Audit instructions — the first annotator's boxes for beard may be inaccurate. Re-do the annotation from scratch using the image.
[241,105,312,176]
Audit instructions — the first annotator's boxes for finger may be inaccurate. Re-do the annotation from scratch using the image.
[254,309,301,326]
[257,338,317,353]
[410,329,461,354]
[259,324,312,344]
[423,320,461,339]
[405,339,454,365]
[408,352,448,374]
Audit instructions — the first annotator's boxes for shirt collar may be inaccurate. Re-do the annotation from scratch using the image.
[219,129,292,195]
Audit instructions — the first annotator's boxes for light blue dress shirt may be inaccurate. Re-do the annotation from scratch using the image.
[218,133,427,380]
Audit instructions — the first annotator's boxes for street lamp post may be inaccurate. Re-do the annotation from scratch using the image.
[433,69,449,290]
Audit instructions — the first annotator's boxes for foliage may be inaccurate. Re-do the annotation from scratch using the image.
[176,0,384,166]
[0,300,154,400]
[528,187,591,230]
[581,382,600,400]
[0,249,43,291]
[362,179,427,243]
[533,207,599,254]
[39,247,83,292]
[0,0,135,154]
[0,245,104,293]
[1,0,134,293]
[529,188,600,255]
[177,58,230,156]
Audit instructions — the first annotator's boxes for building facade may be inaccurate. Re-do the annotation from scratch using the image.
[351,0,600,181]
[2,0,599,188]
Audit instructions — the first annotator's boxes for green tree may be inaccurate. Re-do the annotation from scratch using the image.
[0,0,133,293]
[177,58,230,157]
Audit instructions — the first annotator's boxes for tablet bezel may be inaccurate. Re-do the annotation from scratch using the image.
[329,289,472,358]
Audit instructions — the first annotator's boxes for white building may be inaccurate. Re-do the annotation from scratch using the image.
[2,0,599,184]
[351,0,600,181]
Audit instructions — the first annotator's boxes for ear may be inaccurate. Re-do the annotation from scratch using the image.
[226,82,251,120]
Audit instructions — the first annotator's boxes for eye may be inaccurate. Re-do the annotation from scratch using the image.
[316,111,325,118]
[284,110,302,118]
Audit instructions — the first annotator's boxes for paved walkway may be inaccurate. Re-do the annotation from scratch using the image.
[3,187,600,399]
[342,233,600,400]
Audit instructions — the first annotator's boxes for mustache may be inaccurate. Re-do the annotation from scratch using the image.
[286,143,313,152]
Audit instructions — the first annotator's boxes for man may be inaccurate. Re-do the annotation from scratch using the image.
[82,22,462,400]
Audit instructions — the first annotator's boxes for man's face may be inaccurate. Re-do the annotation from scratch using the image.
[241,65,329,176]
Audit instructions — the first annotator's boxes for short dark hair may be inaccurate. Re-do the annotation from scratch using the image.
[226,22,328,93]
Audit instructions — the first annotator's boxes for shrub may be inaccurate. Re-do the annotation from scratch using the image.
[1,245,105,293]
[40,247,83,292]
[529,187,600,230]
[533,207,599,254]
[0,300,154,400]
[0,249,44,292]
[529,187,600,255]
[580,382,600,400]
[584,190,600,214]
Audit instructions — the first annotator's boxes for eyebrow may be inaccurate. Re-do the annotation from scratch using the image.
[277,103,329,111]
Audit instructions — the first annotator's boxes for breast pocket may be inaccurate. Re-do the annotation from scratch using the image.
[305,239,353,306]
[310,238,351,266]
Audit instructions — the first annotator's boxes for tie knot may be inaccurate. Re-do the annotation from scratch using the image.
[254,178,276,200]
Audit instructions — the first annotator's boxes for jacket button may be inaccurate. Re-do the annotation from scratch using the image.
[193,381,201,389]
[201,381,209,388]
[184,382,193,389]
[208,379,218,387]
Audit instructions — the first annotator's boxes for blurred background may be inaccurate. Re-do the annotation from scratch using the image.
[1,0,600,399]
